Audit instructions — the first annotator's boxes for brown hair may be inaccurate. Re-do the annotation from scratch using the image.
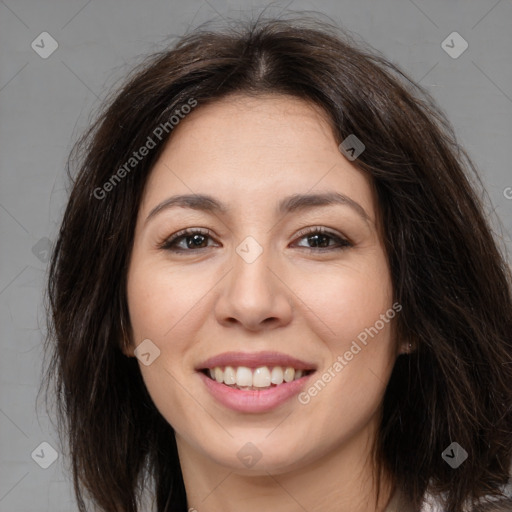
[472,497,512,511]
[41,14,512,512]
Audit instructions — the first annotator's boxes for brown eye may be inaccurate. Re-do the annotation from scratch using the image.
[158,228,217,252]
[293,227,352,252]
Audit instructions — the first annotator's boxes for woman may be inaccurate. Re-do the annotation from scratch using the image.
[42,15,512,512]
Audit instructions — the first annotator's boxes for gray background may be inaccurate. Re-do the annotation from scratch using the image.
[1,0,511,510]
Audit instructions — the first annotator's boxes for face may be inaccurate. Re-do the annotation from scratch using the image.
[125,93,401,475]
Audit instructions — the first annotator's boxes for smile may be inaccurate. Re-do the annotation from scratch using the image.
[196,351,317,413]
[202,365,315,390]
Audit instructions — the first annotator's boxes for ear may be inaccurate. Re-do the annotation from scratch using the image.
[121,342,135,358]
[119,319,135,357]
[398,340,415,356]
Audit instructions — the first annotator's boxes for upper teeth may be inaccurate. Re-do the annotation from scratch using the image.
[207,366,305,388]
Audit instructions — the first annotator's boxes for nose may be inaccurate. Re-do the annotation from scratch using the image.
[214,245,293,332]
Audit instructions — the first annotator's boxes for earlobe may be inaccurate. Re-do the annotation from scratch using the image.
[119,328,135,357]
[119,315,135,357]
[122,344,135,358]
[120,337,135,357]
[399,341,414,355]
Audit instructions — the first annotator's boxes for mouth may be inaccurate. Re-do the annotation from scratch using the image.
[200,366,316,391]
[196,352,317,413]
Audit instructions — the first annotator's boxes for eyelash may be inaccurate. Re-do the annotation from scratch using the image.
[157,226,352,254]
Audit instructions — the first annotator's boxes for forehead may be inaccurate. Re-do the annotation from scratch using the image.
[165,93,338,159]
[140,93,377,222]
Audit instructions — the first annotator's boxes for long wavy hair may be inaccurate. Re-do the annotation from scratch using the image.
[41,14,512,512]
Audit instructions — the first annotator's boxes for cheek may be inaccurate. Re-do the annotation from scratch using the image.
[126,267,164,342]
[290,257,393,347]
[291,256,395,417]
[126,256,209,342]
[126,260,202,425]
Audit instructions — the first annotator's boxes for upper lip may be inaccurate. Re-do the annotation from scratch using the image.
[197,351,317,371]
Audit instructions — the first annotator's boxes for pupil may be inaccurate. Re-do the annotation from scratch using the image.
[187,234,206,248]
[309,234,329,248]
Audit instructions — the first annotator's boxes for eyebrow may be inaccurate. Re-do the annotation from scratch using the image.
[144,192,371,225]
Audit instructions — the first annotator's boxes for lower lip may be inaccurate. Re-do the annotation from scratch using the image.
[199,371,314,413]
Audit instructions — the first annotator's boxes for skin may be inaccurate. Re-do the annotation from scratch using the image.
[124,93,409,512]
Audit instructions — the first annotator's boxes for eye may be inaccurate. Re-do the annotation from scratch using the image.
[158,226,352,254]
[157,228,217,253]
[292,226,352,252]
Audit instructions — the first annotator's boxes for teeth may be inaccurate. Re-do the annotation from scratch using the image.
[206,365,309,388]
[236,366,253,387]
[214,367,223,383]
[270,366,284,385]
[223,366,236,385]
[252,367,271,388]
[283,367,295,382]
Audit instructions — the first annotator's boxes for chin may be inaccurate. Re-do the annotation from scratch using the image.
[200,432,314,474]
